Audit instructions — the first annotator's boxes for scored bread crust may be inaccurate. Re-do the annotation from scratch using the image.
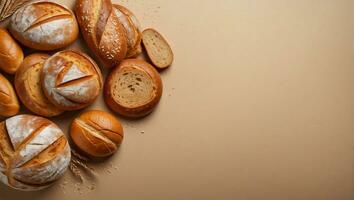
[9,1,79,51]
[75,0,128,68]
[41,50,103,111]
[0,28,24,74]
[15,54,64,117]
[70,110,124,158]
[0,73,20,117]
[0,114,71,191]
[104,59,163,118]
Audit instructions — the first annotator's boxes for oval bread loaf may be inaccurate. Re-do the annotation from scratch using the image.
[0,73,20,117]
[75,0,128,68]
[0,114,71,191]
[15,54,63,117]
[0,28,24,74]
[41,50,103,111]
[70,110,124,158]
[9,1,79,51]
[104,59,163,118]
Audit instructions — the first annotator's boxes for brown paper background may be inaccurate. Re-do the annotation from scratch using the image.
[0,0,353,199]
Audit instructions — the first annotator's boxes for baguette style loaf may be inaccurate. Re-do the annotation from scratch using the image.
[0,28,24,74]
[0,73,20,117]
[76,0,128,68]
[9,1,79,51]
[41,50,103,111]
[0,115,71,191]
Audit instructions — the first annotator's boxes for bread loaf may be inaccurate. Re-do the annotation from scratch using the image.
[142,28,174,69]
[104,59,163,118]
[41,50,103,111]
[0,114,71,191]
[113,4,142,58]
[70,110,123,158]
[0,73,20,117]
[0,28,24,74]
[9,1,79,51]
[15,54,63,117]
[75,0,128,68]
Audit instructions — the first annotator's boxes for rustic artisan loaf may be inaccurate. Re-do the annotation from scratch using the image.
[15,54,63,117]
[9,1,79,51]
[75,0,128,68]
[70,110,124,158]
[41,50,103,111]
[142,28,174,69]
[113,4,142,58]
[0,73,20,117]
[0,28,24,74]
[104,59,163,118]
[0,114,71,191]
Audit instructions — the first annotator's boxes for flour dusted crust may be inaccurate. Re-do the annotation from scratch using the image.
[9,1,79,51]
[41,50,103,111]
[0,114,71,191]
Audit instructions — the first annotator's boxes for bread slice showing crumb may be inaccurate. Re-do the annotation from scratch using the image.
[142,28,173,69]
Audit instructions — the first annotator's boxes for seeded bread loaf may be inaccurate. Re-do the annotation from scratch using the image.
[0,28,24,74]
[0,73,20,117]
[9,1,79,51]
[15,54,63,117]
[0,114,71,191]
[104,59,163,118]
[41,50,103,111]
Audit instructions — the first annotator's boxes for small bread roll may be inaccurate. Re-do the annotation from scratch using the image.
[0,73,19,117]
[70,110,124,158]
[41,50,103,111]
[104,59,163,118]
[9,1,79,51]
[0,28,24,74]
[15,54,63,117]
[0,114,71,191]
[113,5,142,58]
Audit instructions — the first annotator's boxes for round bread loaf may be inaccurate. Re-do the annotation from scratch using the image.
[113,5,142,58]
[104,59,163,118]
[0,73,20,117]
[15,54,63,117]
[0,114,71,191]
[70,110,124,158]
[0,28,24,74]
[9,1,79,51]
[42,50,103,111]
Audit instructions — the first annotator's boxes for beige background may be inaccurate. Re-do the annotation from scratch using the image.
[0,0,353,199]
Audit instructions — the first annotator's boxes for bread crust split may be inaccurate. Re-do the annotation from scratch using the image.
[104,59,163,118]
[41,50,103,111]
[0,73,20,117]
[9,1,79,51]
[0,28,24,74]
[70,110,124,158]
[15,54,64,117]
[0,114,71,191]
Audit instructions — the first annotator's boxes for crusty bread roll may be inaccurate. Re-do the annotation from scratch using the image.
[0,28,24,74]
[104,59,163,118]
[113,4,142,58]
[75,0,128,68]
[15,54,63,117]
[70,110,123,158]
[41,50,103,111]
[0,114,71,191]
[0,73,20,117]
[142,28,174,69]
[9,1,79,51]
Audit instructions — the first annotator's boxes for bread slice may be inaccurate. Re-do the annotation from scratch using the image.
[104,59,163,118]
[142,28,173,69]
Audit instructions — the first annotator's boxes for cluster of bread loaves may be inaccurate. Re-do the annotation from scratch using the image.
[0,0,173,191]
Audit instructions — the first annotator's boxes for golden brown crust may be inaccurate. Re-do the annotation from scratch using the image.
[14,54,63,117]
[104,59,163,118]
[75,0,128,68]
[9,2,79,51]
[0,28,24,74]
[70,110,124,158]
[0,73,19,117]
